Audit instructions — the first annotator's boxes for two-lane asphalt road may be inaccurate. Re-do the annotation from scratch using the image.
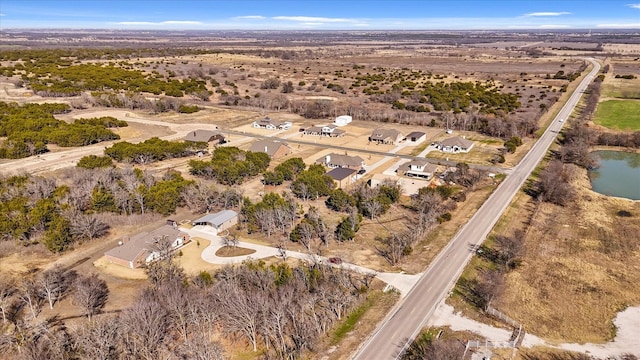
[352,58,600,360]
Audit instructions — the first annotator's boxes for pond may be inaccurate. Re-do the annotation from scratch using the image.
[588,151,640,200]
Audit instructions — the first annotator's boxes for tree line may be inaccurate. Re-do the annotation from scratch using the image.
[0,167,236,253]
[0,102,124,159]
[0,248,373,359]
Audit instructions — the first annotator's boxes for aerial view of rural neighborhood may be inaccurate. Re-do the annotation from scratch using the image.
[0,1,639,359]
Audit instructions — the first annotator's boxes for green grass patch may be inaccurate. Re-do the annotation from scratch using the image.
[331,295,375,345]
[594,100,640,130]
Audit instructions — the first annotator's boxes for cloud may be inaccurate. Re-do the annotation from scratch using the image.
[234,15,265,19]
[538,24,572,29]
[0,13,5,16]
[117,21,155,25]
[117,20,202,26]
[523,12,571,17]
[272,16,358,23]
[162,21,202,25]
[627,3,640,9]
[597,23,640,28]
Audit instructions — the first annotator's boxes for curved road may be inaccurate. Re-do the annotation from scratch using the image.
[351,58,600,360]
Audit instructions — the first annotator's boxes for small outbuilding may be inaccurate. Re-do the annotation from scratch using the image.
[333,115,353,127]
[327,167,357,188]
[405,131,426,144]
[192,210,238,232]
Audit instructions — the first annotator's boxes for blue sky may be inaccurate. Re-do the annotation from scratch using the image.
[1,0,639,30]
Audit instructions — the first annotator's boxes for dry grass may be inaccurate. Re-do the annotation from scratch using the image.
[452,167,640,344]
[215,246,256,257]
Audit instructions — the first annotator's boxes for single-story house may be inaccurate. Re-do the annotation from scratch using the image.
[252,117,292,130]
[333,115,352,127]
[192,209,238,232]
[304,124,345,137]
[405,131,426,144]
[249,139,291,159]
[104,225,190,269]
[435,136,474,153]
[327,167,357,188]
[398,159,439,179]
[183,130,225,145]
[369,128,404,145]
[316,153,364,170]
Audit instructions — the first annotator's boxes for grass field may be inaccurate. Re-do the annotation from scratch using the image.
[593,100,640,131]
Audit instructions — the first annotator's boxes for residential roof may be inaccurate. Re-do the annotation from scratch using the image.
[317,153,364,167]
[105,225,186,263]
[249,139,290,157]
[398,159,438,174]
[406,131,426,139]
[183,129,222,142]
[327,167,357,181]
[440,136,474,148]
[193,210,238,227]
[370,128,403,142]
[255,117,283,127]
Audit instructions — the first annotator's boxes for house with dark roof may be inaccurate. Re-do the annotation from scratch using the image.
[303,124,345,137]
[104,225,189,269]
[326,167,357,188]
[435,136,474,153]
[249,140,291,159]
[192,210,238,232]
[369,128,404,145]
[405,131,426,144]
[316,153,364,170]
[183,130,225,145]
[398,159,439,179]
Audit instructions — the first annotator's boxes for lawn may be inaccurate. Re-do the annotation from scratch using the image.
[594,100,640,131]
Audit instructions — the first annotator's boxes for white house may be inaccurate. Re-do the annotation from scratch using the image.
[334,115,352,127]
[400,159,439,179]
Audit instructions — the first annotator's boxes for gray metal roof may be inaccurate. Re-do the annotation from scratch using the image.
[193,209,238,227]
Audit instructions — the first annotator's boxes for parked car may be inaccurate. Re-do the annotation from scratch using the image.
[328,257,342,265]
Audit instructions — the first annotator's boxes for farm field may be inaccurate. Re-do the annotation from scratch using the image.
[594,100,640,131]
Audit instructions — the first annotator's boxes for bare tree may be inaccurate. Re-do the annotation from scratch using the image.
[221,231,239,248]
[39,265,73,310]
[120,293,170,360]
[177,332,225,360]
[494,229,525,271]
[254,208,276,237]
[19,278,43,320]
[0,278,16,323]
[377,232,413,266]
[214,281,264,352]
[73,274,109,320]
[74,316,120,360]
[67,211,110,241]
